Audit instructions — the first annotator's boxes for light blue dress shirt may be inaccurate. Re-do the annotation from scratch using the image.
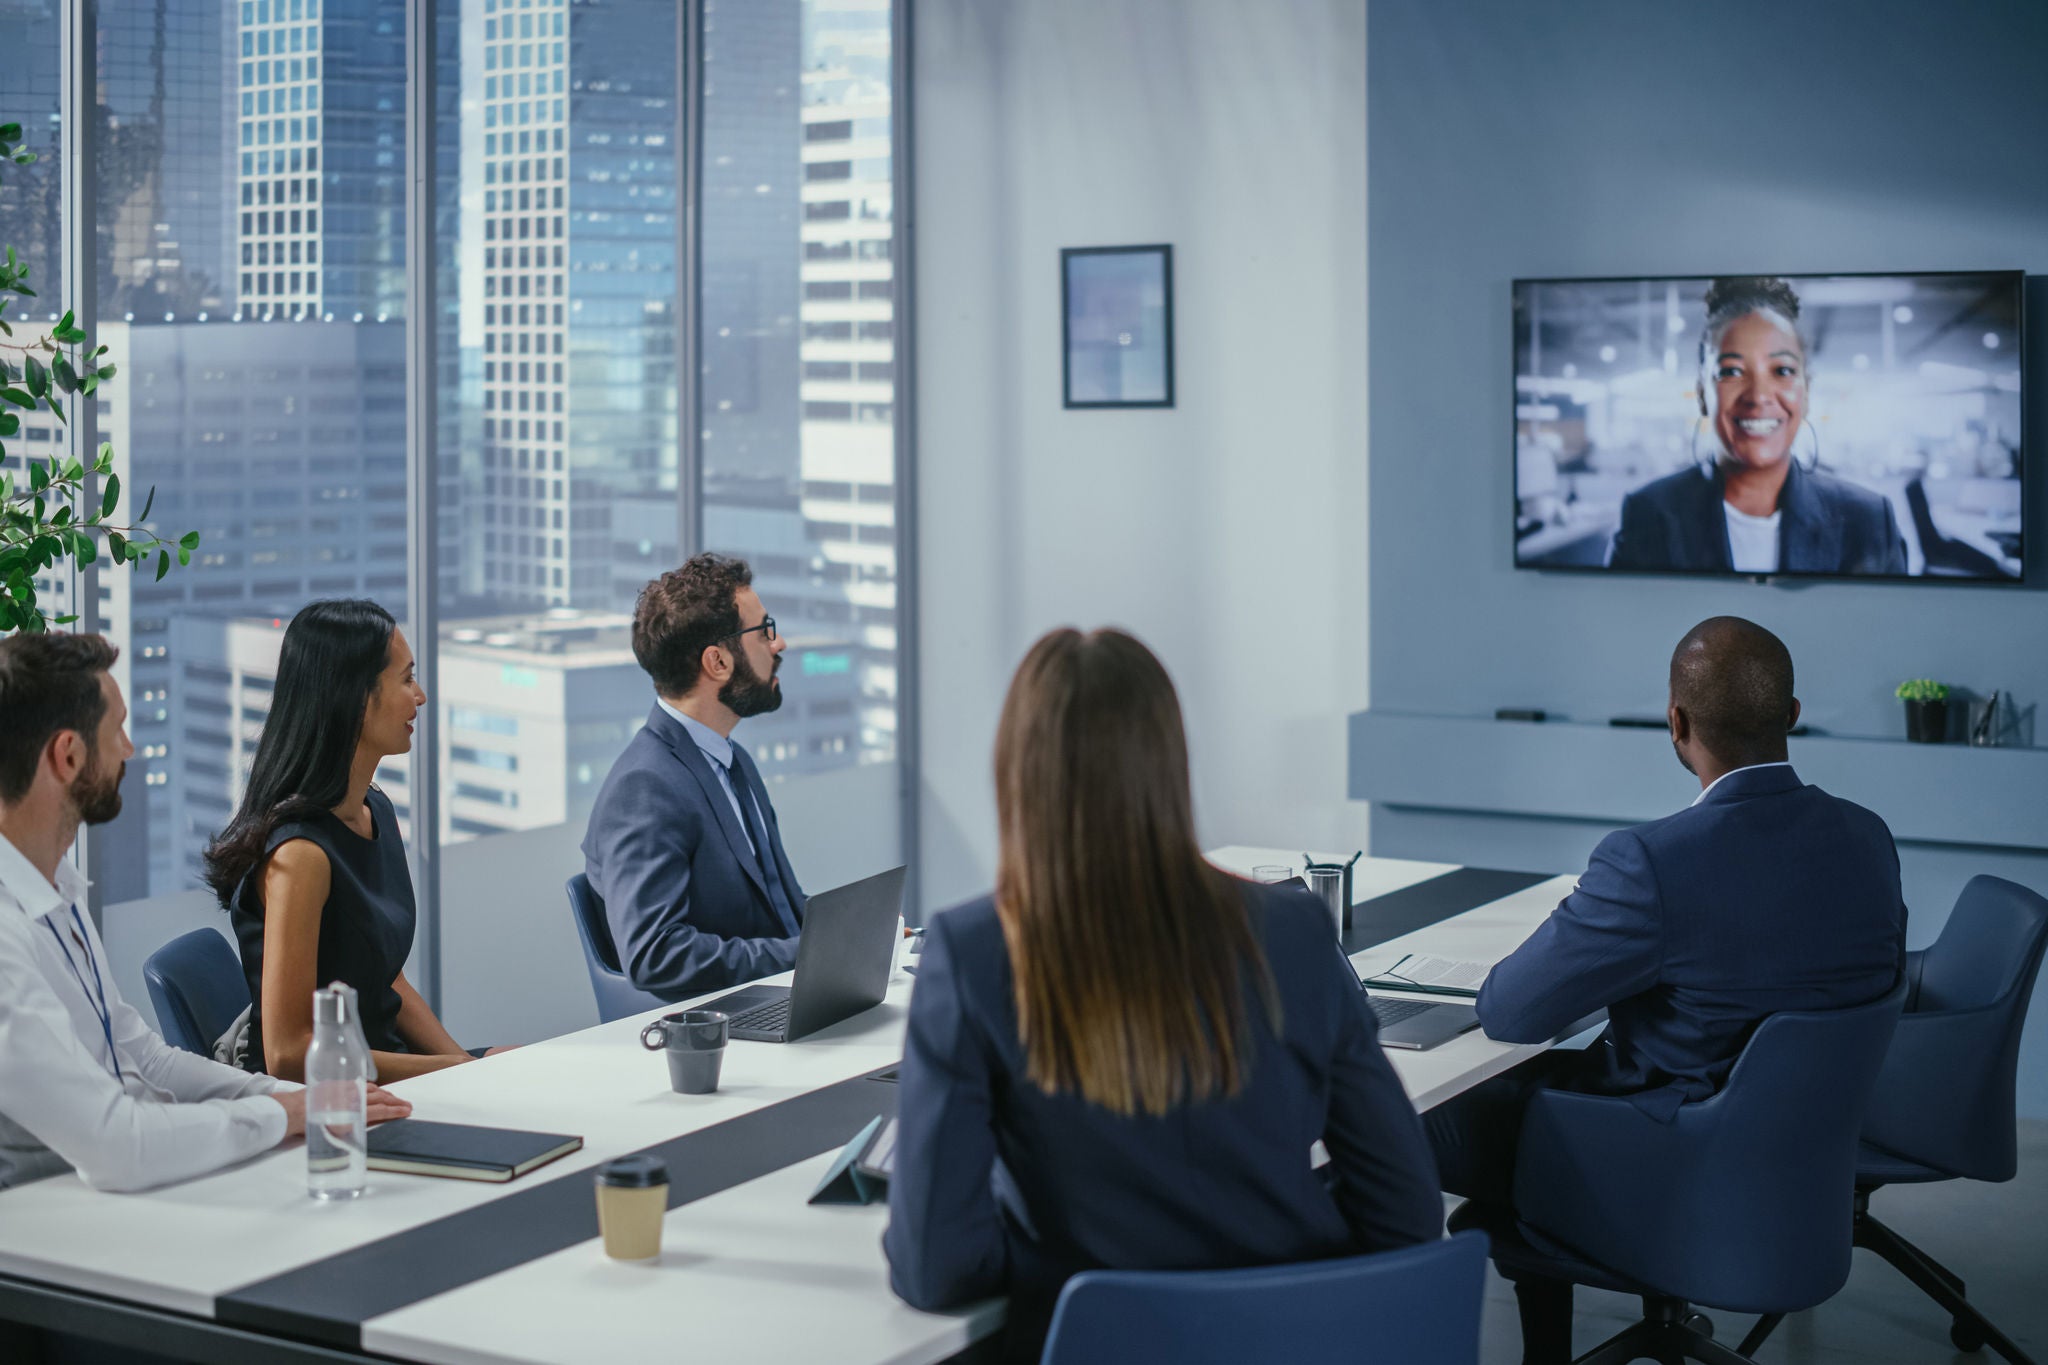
[656,697,759,857]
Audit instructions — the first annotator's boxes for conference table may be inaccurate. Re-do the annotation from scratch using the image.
[0,850,1577,1364]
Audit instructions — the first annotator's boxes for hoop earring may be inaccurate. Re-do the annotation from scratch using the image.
[1691,418,1716,478]
[1797,417,1821,472]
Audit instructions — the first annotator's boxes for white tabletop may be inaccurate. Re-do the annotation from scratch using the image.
[0,850,1572,1364]
[0,970,913,1318]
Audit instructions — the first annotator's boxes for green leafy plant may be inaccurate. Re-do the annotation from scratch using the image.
[1895,679,1949,703]
[0,119,198,635]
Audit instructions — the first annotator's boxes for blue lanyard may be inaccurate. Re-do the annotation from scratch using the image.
[45,906,123,1086]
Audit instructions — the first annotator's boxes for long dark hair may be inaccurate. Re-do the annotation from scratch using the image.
[994,628,1279,1118]
[203,599,396,903]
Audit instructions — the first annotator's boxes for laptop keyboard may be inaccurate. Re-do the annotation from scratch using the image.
[730,997,791,1035]
[1368,996,1437,1028]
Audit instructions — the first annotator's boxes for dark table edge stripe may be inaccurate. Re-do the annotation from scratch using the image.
[1342,865,1555,955]
[216,1067,903,1350]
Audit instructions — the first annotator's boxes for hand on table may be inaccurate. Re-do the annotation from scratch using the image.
[269,1084,413,1139]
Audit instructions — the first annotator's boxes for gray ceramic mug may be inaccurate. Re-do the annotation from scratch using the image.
[640,1009,729,1094]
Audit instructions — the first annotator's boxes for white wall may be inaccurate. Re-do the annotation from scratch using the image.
[915,0,1372,910]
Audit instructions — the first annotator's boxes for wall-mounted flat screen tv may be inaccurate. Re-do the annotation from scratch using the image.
[1514,271,2024,582]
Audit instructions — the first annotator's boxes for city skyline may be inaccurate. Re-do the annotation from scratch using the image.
[0,0,900,897]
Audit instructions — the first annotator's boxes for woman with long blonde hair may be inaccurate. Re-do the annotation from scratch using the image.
[884,628,1441,1357]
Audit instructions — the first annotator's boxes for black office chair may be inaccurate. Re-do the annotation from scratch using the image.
[1745,874,2048,1365]
[1904,476,2006,578]
[565,873,667,1023]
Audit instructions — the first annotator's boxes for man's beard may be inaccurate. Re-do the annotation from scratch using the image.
[71,751,124,825]
[720,646,783,719]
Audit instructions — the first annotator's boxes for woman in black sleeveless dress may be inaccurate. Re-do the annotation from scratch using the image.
[206,600,485,1081]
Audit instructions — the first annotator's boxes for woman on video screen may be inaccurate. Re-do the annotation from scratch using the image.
[1608,276,1907,576]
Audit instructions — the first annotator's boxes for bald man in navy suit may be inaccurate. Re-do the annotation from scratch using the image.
[1429,617,1906,1362]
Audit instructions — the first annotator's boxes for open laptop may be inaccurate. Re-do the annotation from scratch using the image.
[699,865,907,1042]
[1363,992,1481,1051]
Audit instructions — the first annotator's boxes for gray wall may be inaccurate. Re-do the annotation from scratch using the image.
[1367,0,2048,1110]
[914,0,1372,911]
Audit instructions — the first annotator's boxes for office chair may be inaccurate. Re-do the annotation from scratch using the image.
[565,873,668,1023]
[143,928,251,1057]
[1451,982,1907,1365]
[1746,875,2047,1365]
[1039,1230,1489,1365]
[1905,476,2006,578]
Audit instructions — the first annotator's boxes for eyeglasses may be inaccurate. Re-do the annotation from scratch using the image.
[726,616,776,645]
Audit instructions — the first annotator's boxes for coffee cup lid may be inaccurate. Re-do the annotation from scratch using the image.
[596,1154,669,1188]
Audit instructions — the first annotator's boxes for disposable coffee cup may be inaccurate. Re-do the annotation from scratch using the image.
[640,1009,729,1094]
[595,1155,669,1262]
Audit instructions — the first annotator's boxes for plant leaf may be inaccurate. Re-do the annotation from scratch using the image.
[138,485,156,522]
[24,355,46,397]
[155,549,170,582]
[102,472,120,518]
[107,531,126,561]
[0,387,30,408]
[179,530,200,551]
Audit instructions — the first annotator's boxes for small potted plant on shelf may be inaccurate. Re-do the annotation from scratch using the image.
[1895,679,1950,744]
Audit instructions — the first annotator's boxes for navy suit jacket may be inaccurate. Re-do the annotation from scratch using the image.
[580,705,806,1000]
[885,882,1443,1347]
[1478,765,1907,1120]
[1609,461,1907,576]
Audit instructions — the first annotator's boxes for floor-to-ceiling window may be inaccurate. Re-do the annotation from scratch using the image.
[0,0,910,1024]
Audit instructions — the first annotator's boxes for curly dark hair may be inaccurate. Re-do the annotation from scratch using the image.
[0,632,120,803]
[1699,275,1806,367]
[632,553,755,697]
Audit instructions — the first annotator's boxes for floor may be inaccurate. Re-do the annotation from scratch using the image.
[1474,1121,2048,1364]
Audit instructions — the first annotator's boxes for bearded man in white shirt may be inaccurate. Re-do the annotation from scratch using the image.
[0,631,409,1193]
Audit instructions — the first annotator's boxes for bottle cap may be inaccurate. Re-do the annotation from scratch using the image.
[596,1155,669,1189]
[313,983,353,1025]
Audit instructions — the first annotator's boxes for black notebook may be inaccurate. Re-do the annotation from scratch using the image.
[365,1120,583,1183]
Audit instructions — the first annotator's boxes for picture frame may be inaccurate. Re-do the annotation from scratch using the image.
[1061,244,1175,409]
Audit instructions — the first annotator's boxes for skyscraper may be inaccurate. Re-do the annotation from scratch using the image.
[462,0,676,609]
[234,0,407,321]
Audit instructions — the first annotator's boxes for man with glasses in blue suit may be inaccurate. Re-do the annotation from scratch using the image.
[583,554,808,1000]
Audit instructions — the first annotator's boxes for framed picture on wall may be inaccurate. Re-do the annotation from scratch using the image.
[1061,244,1175,408]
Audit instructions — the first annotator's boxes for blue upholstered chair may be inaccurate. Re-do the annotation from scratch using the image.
[566,873,667,1023]
[143,928,250,1057]
[1748,874,2048,1363]
[1452,981,1907,1365]
[1038,1231,1489,1365]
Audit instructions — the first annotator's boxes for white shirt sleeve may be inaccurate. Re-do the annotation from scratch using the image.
[0,913,290,1193]
[109,968,296,1105]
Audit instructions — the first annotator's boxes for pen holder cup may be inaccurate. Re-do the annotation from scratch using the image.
[1301,854,1360,937]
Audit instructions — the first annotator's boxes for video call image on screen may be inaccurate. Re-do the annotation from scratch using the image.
[1514,272,2024,581]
